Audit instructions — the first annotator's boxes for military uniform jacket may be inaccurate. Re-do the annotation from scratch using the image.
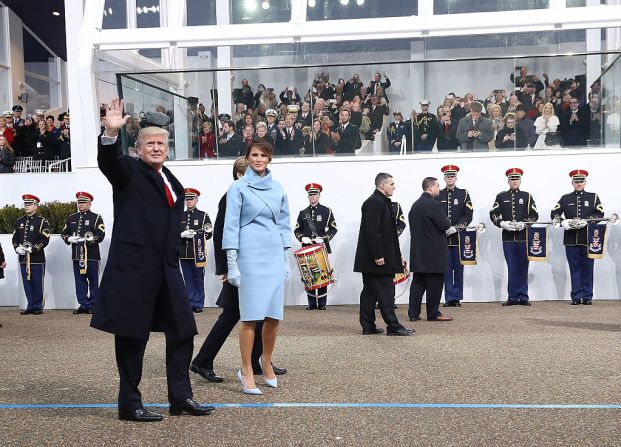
[179,207,213,259]
[414,112,438,146]
[294,204,337,253]
[391,202,406,237]
[438,187,473,246]
[387,121,407,149]
[489,189,538,242]
[61,210,105,260]
[551,191,603,246]
[12,214,50,264]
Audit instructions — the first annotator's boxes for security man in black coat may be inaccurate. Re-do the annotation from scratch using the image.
[294,183,338,310]
[179,188,212,313]
[438,165,473,307]
[551,169,604,305]
[489,168,539,306]
[408,177,453,322]
[191,157,287,382]
[332,109,361,154]
[12,194,50,315]
[354,173,413,336]
[91,98,212,422]
[61,191,105,314]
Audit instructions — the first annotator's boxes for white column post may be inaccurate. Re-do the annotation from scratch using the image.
[586,0,602,90]
[215,0,233,116]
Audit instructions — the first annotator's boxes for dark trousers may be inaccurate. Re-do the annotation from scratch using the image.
[359,273,403,332]
[444,246,464,303]
[180,260,205,310]
[72,260,99,311]
[415,142,433,152]
[20,263,45,311]
[503,242,529,302]
[565,245,594,302]
[408,272,444,320]
[115,334,193,411]
[307,286,327,308]
[192,282,263,371]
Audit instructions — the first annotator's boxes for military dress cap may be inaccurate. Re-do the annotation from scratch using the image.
[35,109,45,116]
[441,165,460,175]
[505,167,524,179]
[184,187,201,198]
[419,100,430,106]
[2,111,12,118]
[22,194,40,205]
[217,113,231,121]
[569,169,588,181]
[392,110,402,116]
[305,183,323,194]
[287,104,300,113]
[266,108,278,117]
[12,105,23,112]
[76,191,94,202]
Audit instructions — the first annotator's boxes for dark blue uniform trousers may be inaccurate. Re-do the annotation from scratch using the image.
[73,260,100,311]
[565,245,594,303]
[503,242,529,303]
[444,246,464,303]
[180,260,205,310]
[307,286,328,308]
[20,263,45,311]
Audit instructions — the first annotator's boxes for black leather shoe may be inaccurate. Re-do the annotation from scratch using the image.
[502,301,517,306]
[455,302,462,307]
[393,304,398,309]
[272,365,287,375]
[443,303,450,307]
[305,306,317,310]
[571,301,581,305]
[362,328,385,335]
[317,305,327,310]
[387,327,415,336]
[190,363,223,383]
[73,308,86,314]
[169,399,214,416]
[582,300,592,305]
[31,310,43,315]
[19,309,33,315]
[409,317,421,321]
[192,308,203,313]
[519,301,531,306]
[118,408,163,422]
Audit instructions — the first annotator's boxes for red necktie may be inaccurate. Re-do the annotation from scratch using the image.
[160,173,174,207]
[444,122,449,134]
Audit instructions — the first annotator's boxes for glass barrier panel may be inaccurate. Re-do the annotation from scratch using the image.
[433,0,548,14]
[102,0,128,29]
[230,0,291,24]
[307,0,417,21]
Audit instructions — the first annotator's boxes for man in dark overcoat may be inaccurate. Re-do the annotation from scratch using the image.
[91,98,213,422]
[408,177,453,322]
[354,173,413,336]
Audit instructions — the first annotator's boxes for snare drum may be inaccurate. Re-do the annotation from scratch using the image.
[294,243,335,291]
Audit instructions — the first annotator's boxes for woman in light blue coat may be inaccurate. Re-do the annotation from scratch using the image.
[223,138,291,394]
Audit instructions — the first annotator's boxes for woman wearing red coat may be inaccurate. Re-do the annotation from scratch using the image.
[199,121,216,159]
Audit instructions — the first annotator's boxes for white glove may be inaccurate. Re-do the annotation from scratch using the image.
[561,219,573,230]
[226,250,241,288]
[67,236,79,244]
[575,219,588,229]
[445,226,458,235]
[313,237,324,244]
[567,219,582,229]
[181,230,194,239]
[514,221,526,231]
[284,250,291,282]
[301,237,312,244]
[500,221,515,231]
[76,237,86,243]
[15,246,26,255]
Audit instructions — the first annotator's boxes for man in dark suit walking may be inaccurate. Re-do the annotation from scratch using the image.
[91,98,213,422]
[190,157,287,382]
[332,109,361,154]
[354,173,413,336]
[408,177,453,322]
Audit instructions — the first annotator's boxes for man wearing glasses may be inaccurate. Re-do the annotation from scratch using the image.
[560,98,590,146]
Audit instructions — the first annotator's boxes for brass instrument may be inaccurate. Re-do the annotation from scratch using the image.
[456,222,486,234]
[531,213,618,227]
[84,231,94,242]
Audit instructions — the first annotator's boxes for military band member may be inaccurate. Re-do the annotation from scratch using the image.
[61,192,105,314]
[489,168,538,306]
[413,100,437,152]
[294,183,337,310]
[180,188,213,313]
[387,111,407,153]
[439,165,473,307]
[551,170,603,305]
[12,194,50,315]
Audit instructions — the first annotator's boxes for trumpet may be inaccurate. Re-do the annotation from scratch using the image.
[456,222,486,234]
[84,232,94,242]
[530,213,619,227]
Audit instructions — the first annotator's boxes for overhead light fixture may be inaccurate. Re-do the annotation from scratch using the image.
[261,0,270,10]
[339,0,350,5]
[244,0,258,12]
[308,0,316,6]
[52,11,60,16]
[356,0,365,5]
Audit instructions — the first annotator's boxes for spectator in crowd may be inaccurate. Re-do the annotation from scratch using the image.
[456,101,493,150]
[515,105,538,147]
[331,109,361,154]
[527,99,544,121]
[0,113,15,147]
[237,79,254,109]
[368,72,391,101]
[312,99,326,119]
[436,106,459,151]
[199,121,217,159]
[265,109,279,141]
[485,90,509,116]
[588,94,602,146]
[412,100,437,152]
[304,118,331,155]
[356,104,372,141]
[387,111,406,153]
[19,116,37,157]
[510,66,530,88]
[517,83,541,112]
[59,118,71,166]
[278,103,289,120]
[254,84,267,109]
[34,120,56,161]
[236,112,255,136]
[367,95,388,135]
[279,87,301,106]
[343,74,363,102]
[275,113,303,157]
[543,86,559,110]
[255,121,274,145]
[219,120,245,158]
[253,104,267,125]
[297,101,313,128]
[0,135,15,173]
[495,113,527,150]
[506,94,521,114]
[233,103,247,125]
[259,87,278,110]
[125,117,141,149]
[488,103,504,143]
[242,125,255,146]
[321,114,334,136]
[534,102,561,149]
[196,103,209,126]
[560,97,590,147]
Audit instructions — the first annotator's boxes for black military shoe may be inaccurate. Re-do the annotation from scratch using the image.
[317,305,327,310]
[19,309,33,315]
[362,328,385,335]
[192,308,203,313]
[502,301,517,306]
[190,363,223,383]
[169,399,214,416]
[118,408,163,422]
[582,300,592,305]
[519,301,531,306]
[31,310,43,315]
[409,316,421,321]
[273,364,287,375]
[571,301,581,305]
[73,308,86,314]
[305,306,317,310]
[387,327,415,336]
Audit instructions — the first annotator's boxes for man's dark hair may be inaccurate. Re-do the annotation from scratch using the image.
[375,173,393,188]
[223,119,235,129]
[469,102,482,113]
[422,177,438,191]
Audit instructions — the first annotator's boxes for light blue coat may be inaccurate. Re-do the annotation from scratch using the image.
[223,167,291,321]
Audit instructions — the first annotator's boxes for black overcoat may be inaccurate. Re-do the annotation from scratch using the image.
[90,137,197,341]
[408,192,451,273]
[0,242,4,279]
[354,190,403,274]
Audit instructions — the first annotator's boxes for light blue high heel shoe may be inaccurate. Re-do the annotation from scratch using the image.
[237,369,262,395]
[258,355,278,388]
